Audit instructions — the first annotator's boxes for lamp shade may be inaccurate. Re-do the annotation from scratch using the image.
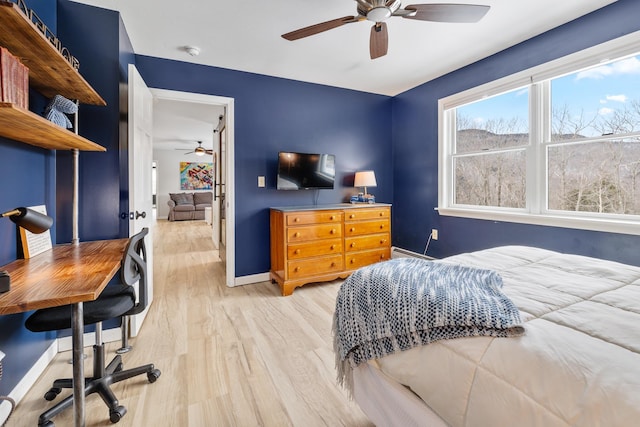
[2,207,53,234]
[354,170,377,188]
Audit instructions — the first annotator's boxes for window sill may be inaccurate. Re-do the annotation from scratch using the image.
[437,207,640,236]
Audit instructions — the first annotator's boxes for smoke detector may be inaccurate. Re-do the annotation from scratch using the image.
[184,46,200,57]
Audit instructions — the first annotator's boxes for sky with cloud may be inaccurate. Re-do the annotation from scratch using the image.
[458,54,640,136]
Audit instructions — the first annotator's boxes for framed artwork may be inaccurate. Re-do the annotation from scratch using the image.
[180,162,213,190]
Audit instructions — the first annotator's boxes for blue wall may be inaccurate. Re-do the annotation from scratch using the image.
[134,56,393,276]
[56,1,125,243]
[0,0,59,398]
[0,0,127,396]
[392,0,640,265]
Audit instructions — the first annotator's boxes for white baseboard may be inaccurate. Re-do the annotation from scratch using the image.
[231,272,270,287]
[391,246,435,260]
[0,340,57,425]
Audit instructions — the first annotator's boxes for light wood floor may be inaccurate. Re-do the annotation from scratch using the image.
[10,220,372,426]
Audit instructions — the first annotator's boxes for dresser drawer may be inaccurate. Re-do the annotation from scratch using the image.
[345,233,390,252]
[288,238,342,259]
[344,208,389,222]
[344,219,389,236]
[287,254,344,279]
[286,211,343,226]
[287,223,342,242]
[345,248,390,270]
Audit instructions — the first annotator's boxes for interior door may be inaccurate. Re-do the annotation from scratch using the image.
[128,64,154,336]
[217,124,226,265]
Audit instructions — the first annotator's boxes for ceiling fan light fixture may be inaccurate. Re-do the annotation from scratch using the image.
[281,2,490,59]
[367,7,391,22]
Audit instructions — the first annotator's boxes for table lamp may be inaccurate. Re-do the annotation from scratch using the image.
[354,170,377,198]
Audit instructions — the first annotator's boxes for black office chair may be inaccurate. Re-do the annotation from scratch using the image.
[25,228,161,426]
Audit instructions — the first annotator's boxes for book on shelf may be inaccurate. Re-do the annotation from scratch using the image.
[0,46,29,109]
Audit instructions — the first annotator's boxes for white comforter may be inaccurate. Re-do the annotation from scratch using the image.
[375,246,640,427]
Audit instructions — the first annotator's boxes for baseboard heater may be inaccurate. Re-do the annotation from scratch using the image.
[390,246,434,261]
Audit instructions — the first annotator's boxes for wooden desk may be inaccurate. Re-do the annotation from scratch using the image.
[0,239,129,427]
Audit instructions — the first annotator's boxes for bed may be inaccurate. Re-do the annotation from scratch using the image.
[333,246,640,426]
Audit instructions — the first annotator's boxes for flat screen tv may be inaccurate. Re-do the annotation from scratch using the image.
[277,151,336,190]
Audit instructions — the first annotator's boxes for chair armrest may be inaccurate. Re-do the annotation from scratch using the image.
[167,200,176,208]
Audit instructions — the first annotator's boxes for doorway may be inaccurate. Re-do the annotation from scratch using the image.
[149,88,235,287]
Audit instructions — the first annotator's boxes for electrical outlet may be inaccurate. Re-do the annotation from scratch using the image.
[257,176,265,187]
[431,229,438,240]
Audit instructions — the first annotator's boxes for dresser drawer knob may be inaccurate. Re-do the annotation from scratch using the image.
[294,217,300,222]
[330,215,335,220]
[294,232,301,238]
[380,212,384,216]
[330,262,336,267]
[379,225,384,229]
[350,259,355,264]
[294,267,300,272]
[330,229,336,234]
[350,227,355,232]
[350,243,356,248]
[350,214,355,219]
[380,239,386,244]
[294,249,301,254]
[330,245,336,250]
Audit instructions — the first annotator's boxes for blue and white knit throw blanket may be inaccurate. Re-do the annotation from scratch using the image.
[333,258,524,392]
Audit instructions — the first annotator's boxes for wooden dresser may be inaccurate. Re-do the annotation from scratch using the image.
[270,204,391,296]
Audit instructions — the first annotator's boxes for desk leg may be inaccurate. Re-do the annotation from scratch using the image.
[71,302,85,427]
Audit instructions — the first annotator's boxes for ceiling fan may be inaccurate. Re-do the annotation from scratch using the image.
[177,141,214,156]
[282,1,490,59]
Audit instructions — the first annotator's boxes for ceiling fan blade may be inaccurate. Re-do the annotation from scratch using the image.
[370,22,388,60]
[282,16,360,41]
[205,149,214,155]
[403,4,490,23]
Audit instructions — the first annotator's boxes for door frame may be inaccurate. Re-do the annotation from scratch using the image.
[150,88,236,287]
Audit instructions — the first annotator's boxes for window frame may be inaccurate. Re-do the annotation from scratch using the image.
[438,31,640,236]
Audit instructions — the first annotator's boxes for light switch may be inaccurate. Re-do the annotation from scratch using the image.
[258,176,266,187]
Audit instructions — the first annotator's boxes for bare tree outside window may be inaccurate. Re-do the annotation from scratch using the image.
[548,61,640,215]
[449,54,640,217]
[454,89,529,208]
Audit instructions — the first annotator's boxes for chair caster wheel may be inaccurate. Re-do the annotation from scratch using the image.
[44,387,62,401]
[109,405,127,423]
[147,369,161,383]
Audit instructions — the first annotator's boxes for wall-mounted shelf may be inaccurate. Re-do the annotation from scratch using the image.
[0,102,105,151]
[0,0,105,106]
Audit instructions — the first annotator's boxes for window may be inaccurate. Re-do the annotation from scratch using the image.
[439,34,640,235]
[454,88,529,209]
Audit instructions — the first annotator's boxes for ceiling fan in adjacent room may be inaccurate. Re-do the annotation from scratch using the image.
[176,141,214,156]
[282,1,490,59]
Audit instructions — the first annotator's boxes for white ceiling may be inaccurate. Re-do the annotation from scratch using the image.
[152,97,224,152]
[71,0,616,96]
[70,0,617,147]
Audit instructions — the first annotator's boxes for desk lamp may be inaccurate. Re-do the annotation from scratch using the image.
[2,207,53,233]
[354,170,377,200]
[1,207,53,293]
